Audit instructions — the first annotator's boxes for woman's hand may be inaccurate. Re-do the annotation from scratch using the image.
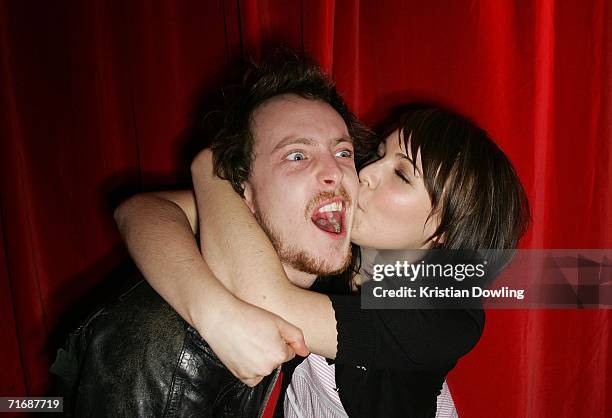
[200,296,310,387]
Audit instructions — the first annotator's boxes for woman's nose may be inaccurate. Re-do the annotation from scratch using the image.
[358,163,378,189]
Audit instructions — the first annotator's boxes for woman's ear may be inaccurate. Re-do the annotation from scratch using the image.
[242,181,256,214]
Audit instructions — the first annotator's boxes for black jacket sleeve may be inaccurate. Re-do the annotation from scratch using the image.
[329,295,484,370]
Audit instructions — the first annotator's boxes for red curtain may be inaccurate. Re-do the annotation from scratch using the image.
[1,1,610,416]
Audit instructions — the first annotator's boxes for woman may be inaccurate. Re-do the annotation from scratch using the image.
[116,107,529,417]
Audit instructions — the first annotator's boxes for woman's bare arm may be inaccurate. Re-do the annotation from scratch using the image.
[114,191,308,386]
[191,150,339,358]
[114,191,201,324]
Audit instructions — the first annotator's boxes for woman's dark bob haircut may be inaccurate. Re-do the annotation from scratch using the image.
[388,107,530,273]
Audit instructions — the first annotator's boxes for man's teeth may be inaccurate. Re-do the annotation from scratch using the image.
[312,201,344,234]
[317,201,343,213]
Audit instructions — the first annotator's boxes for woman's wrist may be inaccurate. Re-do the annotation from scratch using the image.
[185,276,242,342]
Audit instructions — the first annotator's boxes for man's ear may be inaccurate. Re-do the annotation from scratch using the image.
[242,181,256,214]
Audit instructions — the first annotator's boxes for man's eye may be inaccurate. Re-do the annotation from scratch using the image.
[336,149,353,158]
[286,151,306,161]
[395,169,411,184]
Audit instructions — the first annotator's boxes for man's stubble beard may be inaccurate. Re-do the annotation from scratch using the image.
[251,198,352,279]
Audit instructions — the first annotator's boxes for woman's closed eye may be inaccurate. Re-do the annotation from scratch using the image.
[395,169,411,184]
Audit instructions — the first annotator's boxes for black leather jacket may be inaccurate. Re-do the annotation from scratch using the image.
[51,280,280,417]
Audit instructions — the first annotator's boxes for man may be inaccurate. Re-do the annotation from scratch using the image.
[51,51,370,417]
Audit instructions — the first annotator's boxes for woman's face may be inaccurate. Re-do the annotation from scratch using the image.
[351,130,439,250]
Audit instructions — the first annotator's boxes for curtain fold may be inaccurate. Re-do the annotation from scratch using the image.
[1,1,609,416]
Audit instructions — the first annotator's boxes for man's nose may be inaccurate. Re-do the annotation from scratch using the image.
[317,155,343,187]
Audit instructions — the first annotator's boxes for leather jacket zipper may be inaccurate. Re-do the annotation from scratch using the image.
[257,366,281,418]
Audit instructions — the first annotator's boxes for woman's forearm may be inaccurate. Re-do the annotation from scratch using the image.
[115,191,309,383]
[114,192,234,335]
[192,151,338,358]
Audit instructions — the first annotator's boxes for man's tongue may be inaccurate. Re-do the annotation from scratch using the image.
[312,211,342,234]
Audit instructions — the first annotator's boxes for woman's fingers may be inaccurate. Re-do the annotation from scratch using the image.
[278,321,309,358]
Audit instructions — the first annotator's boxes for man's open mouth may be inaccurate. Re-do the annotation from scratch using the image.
[310,198,345,235]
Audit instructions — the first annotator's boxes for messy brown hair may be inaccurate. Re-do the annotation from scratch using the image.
[211,49,376,195]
